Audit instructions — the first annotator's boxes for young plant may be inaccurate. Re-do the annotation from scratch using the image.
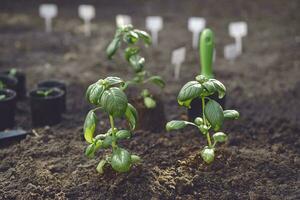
[166,75,239,164]
[36,88,54,97]
[106,24,165,108]
[84,76,140,174]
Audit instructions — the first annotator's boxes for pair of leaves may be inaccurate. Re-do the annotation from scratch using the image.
[129,54,145,73]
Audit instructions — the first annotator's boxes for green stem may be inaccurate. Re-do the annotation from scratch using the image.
[202,97,212,148]
[109,115,117,150]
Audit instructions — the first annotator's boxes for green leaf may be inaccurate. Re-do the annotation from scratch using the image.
[116,130,131,140]
[131,154,141,164]
[223,110,239,120]
[124,47,139,61]
[96,159,107,174]
[177,81,203,108]
[100,87,128,118]
[146,76,165,88]
[104,76,124,87]
[106,37,121,59]
[102,135,113,149]
[194,117,203,126]
[213,132,228,143]
[210,79,226,99]
[85,143,95,158]
[83,110,98,143]
[129,54,145,73]
[123,31,139,44]
[86,83,105,105]
[166,120,189,131]
[125,103,138,130]
[144,97,156,108]
[202,81,216,96]
[204,99,224,131]
[111,148,132,173]
[201,147,215,164]
[134,29,152,45]
[195,75,208,83]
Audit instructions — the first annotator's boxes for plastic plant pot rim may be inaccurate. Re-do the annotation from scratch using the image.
[29,87,65,101]
[37,80,66,91]
[0,89,17,102]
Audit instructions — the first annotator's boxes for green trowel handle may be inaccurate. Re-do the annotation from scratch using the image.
[200,29,214,78]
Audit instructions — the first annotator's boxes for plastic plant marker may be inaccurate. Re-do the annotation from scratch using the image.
[78,5,95,37]
[229,21,248,55]
[145,16,163,46]
[224,43,239,61]
[39,4,58,33]
[171,47,186,80]
[200,28,214,78]
[188,17,206,49]
[116,15,132,27]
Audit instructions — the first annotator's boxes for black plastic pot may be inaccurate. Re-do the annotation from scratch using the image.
[37,80,67,112]
[0,89,17,131]
[29,87,65,127]
[0,75,18,92]
[0,70,26,99]
[188,93,226,121]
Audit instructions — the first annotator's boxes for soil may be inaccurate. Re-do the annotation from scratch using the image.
[0,0,299,199]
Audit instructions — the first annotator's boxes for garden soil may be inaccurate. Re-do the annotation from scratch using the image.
[0,0,299,199]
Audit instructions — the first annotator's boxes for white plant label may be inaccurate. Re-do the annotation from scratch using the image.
[224,43,239,61]
[116,15,132,27]
[39,4,58,33]
[145,16,163,46]
[171,47,186,80]
[188,17,206,49]
[78,5,95,37]
[229,21,248,55]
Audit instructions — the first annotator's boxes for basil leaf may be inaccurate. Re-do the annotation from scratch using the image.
[124,47,139,61]
[125,103,138,130]
[87,83,105,105]
[111,148,132,173]
[166,120,189,131]
[146,75,165,88]
[144,96,156,108]
[106,37,121,59]
[123,31,139,44]
[201,147,215,164]
[210,79,226,99]
[85,143,95,158]
[131,154,141,164]
[104,76,124,87]
[213,132,228,143]
[96,159,107,174]
[83,110,98,143]
[134,29,151,45]
[202,81,216,96]
[129,54,145,73]
[195,75,208,83]
[100,87,128,118]
[177,81,203,108]
[223,110,239,120]
[204,99,224,131]
[102,135,113,149]
[116,130,131,140]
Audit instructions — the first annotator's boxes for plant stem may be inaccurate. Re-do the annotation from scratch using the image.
[202,97,212,148]
[109,115,117,150]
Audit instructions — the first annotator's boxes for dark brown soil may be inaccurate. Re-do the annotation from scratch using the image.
[0,0,299,199]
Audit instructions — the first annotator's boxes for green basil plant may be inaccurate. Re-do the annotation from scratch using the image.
[84,76,141,174]
[166,75,239,164]
[106,24,165,109]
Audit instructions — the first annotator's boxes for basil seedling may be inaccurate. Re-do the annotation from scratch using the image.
[84,76,141,174]
[36,88,54,97]
[106,24,165,108]
[166,75,239,164]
